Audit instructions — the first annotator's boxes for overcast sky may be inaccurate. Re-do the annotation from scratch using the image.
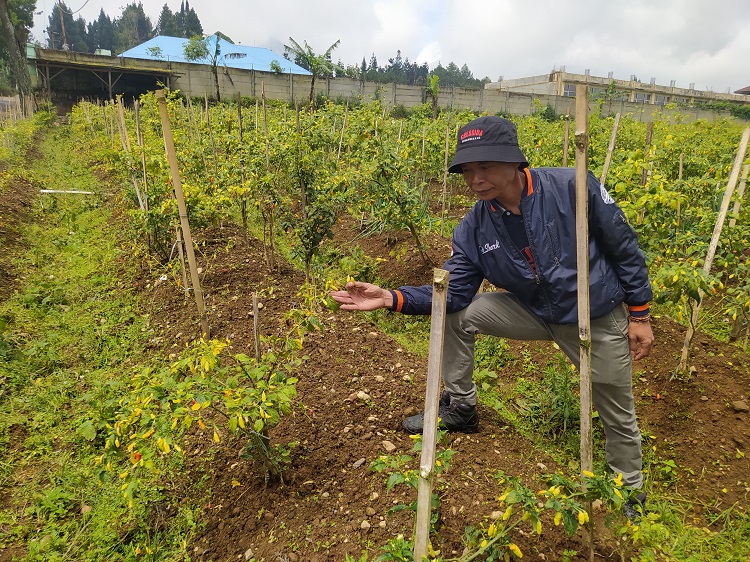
[32,0,750,93]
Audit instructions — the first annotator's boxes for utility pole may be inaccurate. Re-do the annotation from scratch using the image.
[57,0,68,50]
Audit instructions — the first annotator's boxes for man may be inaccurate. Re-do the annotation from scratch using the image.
[330,116,654,509]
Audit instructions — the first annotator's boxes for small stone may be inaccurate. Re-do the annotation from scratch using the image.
[732,400,749,413]
[490,510,502,520]
[536,462,547,471]
[353,458,366,469]
[367,331,378,339]
[370,492,379,500]
[592,499,604,511]
[263,511,274,520]
[244,547,254,560]
[379,520,386,527]
[382,440,396,453]
[321,492,329,498]
[361,520,371,530]
[366,507,376,516]
[402,375,411,381]
[375,375,385,383]
[356,391,371,401]
[701,396,709,401]
[80,505,91,515]
[288,553,299,562]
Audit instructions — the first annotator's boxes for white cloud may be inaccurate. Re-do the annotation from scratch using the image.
[31,0,750,91]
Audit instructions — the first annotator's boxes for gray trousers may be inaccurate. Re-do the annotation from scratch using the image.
[443,292,643,488]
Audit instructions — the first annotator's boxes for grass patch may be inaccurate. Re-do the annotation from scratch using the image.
[0,125,199,560]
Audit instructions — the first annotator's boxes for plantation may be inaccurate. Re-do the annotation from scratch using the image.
[0,95,749,562]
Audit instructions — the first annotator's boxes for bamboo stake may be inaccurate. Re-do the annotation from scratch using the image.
[574,84,594,562]
[115,97,146,212]
[155,89,210,337]
[134,100,149,212]
[413,268,449,562]
[253,293,261,362]
[562,112,571,167]
[205,93,218,177]
[640,121,654,187]
[440,118,450,236]
[678,128,750,375]
[237,91,248,241]
[261,82,275,270]
[336,103,348,163]
[175,225,189,291]
[599,112,621,186]
[676,153,683,230]
[728,164,749,228]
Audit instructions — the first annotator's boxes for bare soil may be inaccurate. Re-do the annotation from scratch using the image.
[2,158,748,561]
[132,218,750,562]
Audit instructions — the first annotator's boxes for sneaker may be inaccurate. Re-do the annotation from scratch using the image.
[402,391,479,434]
[623,492,647,521]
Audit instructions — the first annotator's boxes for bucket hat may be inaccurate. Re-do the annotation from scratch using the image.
[448,116,528,173]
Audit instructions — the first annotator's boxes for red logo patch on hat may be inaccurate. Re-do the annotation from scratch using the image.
[460,128,484,143]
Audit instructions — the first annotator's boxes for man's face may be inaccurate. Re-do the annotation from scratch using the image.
[461,161,520,202]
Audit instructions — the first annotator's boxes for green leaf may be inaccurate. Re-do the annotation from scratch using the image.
[77,420,97,441]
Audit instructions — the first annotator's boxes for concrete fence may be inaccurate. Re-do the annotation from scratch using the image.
[169,62,734,123]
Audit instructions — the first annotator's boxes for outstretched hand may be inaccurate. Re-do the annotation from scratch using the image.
[329,281,393,311]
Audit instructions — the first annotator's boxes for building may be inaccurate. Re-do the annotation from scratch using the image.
[118,35,311,75]
[487,70,750,107]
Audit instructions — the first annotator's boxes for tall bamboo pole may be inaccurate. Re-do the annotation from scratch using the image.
[575,84,594,562]
[678,128,750,375]
[599,112,621,186]
[562,112,571,167]
[155,89,210,337]
[729,164,749,228]
[413,269,449,562]
[440,119,450,236]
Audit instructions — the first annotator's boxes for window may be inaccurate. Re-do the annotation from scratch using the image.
[654,95,668,105]
[634,92,650,104]
[563,84,576,97]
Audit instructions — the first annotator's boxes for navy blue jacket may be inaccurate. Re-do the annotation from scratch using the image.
[389,167,652,324]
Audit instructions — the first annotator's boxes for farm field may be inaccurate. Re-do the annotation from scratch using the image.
[0,98,749,562]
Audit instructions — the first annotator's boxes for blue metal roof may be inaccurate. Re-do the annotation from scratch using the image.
[119,35,311,75]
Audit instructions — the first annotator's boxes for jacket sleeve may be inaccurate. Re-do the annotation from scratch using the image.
[388,220,485,315]
[586,171,653,308]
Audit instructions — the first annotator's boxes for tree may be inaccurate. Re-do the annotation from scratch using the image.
[182,0,202,37]
[156,4,179,36]
[183,33,245,101]
[283,37,343,104]
[113,2,153,53]
[0,0,34,96]
[47,1,89,52]
[87,8,114,52]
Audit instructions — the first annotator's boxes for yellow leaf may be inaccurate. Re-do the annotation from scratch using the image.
[213,430,220,443]
[231,479,241,487]
[554,512,562,526]
[509,543,522,558]
[503,506,513,521]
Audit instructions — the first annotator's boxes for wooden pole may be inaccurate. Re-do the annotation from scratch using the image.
[336,103,348,163]
[413,268,449,562]
[562,112,571,167]
[237,91,248,241]
[440,119,450,236]
[155,89,210,337]
[574,84,594,562]
[599,112,621,186]
[640,121,654,187]
[678,127,750,375]
[175,225,189,292]
[253,293,261,362]
[134,100,149,212]
[205,93,218,177]
[729,164,749,228]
